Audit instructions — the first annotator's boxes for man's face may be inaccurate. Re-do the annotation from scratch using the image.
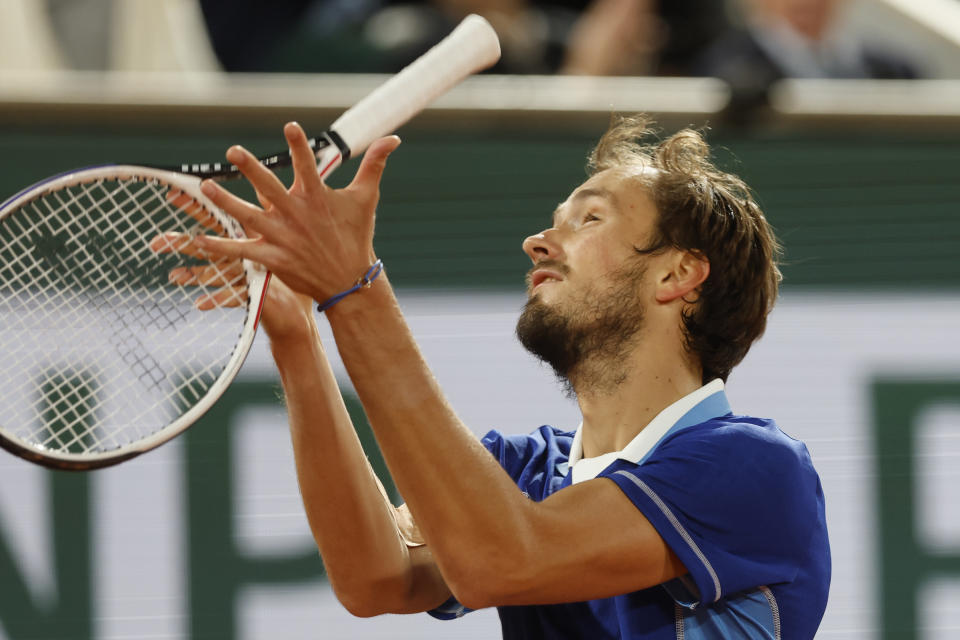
[515,168,661,387]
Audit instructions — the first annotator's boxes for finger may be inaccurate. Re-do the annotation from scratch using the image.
[168,262,245,288]
[225,145,290,207]
[193,234,284,269]
[199,180,283,239]
[347,135,401,206]
[150,231,191,255]
[150,231,229,261]
[284,122,324,193]
[150,232,213,260]
[165,189,225,234]
[195,286,249,311]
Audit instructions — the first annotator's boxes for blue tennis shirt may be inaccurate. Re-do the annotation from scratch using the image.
[429,380,830,639]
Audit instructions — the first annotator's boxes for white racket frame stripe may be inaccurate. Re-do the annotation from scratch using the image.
[0,15,500,469]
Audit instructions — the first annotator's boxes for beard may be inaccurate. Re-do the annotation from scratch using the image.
[515,261,648,396]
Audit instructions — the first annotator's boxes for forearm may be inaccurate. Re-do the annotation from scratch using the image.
[270,326,449,613]
[191,127,531,601]
[325,276,536,592]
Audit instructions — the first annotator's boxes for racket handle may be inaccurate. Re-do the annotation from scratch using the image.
[329,14,500,158]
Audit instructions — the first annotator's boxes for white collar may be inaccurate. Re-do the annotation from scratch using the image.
[568,379,728,484]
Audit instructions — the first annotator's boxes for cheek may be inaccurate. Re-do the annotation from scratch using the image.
[570,234,636,278]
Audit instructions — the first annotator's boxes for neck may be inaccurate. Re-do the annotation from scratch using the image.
[572,325,703,459]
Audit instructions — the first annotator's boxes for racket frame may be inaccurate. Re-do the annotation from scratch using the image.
[0,165,269,470]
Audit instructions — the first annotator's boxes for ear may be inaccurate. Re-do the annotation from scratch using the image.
[654,250,710,303]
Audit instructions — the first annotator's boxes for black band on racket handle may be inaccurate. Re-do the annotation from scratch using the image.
[323,130,351,162]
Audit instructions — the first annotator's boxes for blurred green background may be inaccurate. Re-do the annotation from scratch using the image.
[3,120,958,291]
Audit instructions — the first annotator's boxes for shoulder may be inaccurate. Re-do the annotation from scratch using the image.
[602,416,827,600]
[662,414,814,472]
[636,415,823,536]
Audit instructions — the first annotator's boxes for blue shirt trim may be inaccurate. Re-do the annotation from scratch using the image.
[636,390,732,466]
[676,587,780,639]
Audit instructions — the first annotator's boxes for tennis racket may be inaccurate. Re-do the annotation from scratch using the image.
[0,15,500,470]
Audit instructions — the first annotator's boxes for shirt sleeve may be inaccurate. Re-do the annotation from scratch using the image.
[599,418,822,606]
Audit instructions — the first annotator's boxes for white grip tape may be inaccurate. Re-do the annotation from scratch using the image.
[330,14,500,157]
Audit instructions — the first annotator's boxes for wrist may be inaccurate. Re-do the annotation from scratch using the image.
[317,259,386,314]
[323,270,394,323]
[267,317,319,353]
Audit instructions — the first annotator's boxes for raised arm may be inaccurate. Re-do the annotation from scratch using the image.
[264,278,450,616]
[194,123,686,609]
[153,196,449,617]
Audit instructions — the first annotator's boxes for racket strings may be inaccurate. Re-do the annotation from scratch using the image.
[0,175,249,457]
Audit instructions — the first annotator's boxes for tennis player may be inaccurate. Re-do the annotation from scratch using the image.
[191,115,830,638]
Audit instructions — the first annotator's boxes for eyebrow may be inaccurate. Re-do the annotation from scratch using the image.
[552,187,617,226]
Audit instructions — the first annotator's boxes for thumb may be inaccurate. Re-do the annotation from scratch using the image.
[348,135,401,202]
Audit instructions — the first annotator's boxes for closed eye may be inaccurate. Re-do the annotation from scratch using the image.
[583,213,600,224]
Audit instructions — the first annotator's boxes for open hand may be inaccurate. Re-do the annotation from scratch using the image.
[191,122,401,304]
[149,194,316,343]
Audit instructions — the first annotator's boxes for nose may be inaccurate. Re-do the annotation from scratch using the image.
[522,228,563,263]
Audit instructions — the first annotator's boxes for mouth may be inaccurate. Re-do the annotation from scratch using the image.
[529,268,565,290]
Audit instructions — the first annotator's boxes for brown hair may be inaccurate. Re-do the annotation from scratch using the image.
[588,115,782,383]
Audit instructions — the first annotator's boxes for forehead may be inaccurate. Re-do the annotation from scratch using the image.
[554,167,658,224]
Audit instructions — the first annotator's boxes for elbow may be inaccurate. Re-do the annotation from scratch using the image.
[331,580,388,618]
[337,594,386,618]
[338,593,385,619]
[441,546,531,611]
[444,567,489,611]
[446,568,518,611]
[450,584,497,613]
[434,505,542,610]
[331,571,411,618]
